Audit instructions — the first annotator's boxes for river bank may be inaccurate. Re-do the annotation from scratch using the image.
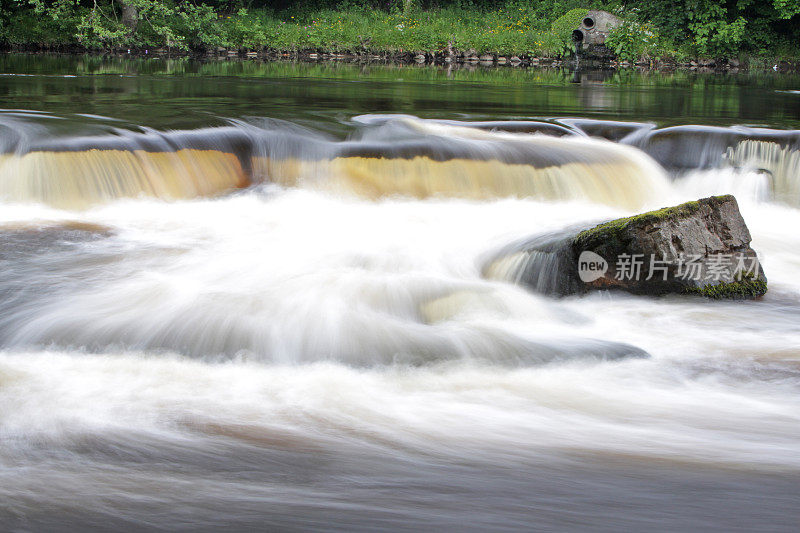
[3,48,799,73]
[2,3,799,73]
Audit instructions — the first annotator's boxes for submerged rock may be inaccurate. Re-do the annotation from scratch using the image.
[485,195,767,299]
[631,125,800,170]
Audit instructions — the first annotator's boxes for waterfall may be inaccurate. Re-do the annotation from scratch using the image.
[724,140,800,206]
[0,115,670,210]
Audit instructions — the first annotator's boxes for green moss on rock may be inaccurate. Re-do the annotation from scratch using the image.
[574,195,733,249]
[568,194,766,299]
[683,278,767,299]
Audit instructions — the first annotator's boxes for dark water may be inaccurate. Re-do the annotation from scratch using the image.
[1,55,799,532]
[1,54,800,131]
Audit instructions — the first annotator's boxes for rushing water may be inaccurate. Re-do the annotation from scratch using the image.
[1,56,800,531]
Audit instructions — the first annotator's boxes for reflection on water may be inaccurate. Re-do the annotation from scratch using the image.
[1,54,800,130]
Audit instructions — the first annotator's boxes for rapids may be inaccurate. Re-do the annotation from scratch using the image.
[1,64,799,531]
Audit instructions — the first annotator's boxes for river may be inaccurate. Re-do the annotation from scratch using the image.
[0,55,799,531]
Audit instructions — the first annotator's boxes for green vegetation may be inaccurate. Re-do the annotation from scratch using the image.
[0,1,611,56]
[549,9,588,56]
[574,196,732,250]
[683,275,767,299]
[604,19,661,63]
[636,0,800,60]
[0,1,798,63]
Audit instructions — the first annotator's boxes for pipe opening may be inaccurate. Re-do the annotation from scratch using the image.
[583,17,595,28]
[572,30,584,43]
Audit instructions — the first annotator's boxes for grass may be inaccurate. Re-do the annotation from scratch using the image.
[215,7,573,56]
[1,5,595,58]
[4,3,798,66]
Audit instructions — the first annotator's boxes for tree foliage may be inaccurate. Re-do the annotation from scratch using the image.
[0,0,797,60]
[634,0,800,58]
[605,19,660,63]
[549,8,587,55]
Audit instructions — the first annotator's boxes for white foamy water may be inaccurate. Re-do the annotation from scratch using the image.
[1,118,800,531]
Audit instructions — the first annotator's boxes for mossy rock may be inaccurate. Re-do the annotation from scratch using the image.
[486,195,767,300]
[574,195,726,252]
[683,273,767,299]
[571,194,766,298]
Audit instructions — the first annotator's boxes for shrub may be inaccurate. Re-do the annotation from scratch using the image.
[605,19,660,63]
[549,8,587,56]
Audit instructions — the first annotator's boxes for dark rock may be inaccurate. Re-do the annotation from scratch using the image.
[572,195,766,298]
[630,125,800,171]
[432,119,575,137]
[484,195,767,299]
[561,119,654,143]
[583,44,616,59]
